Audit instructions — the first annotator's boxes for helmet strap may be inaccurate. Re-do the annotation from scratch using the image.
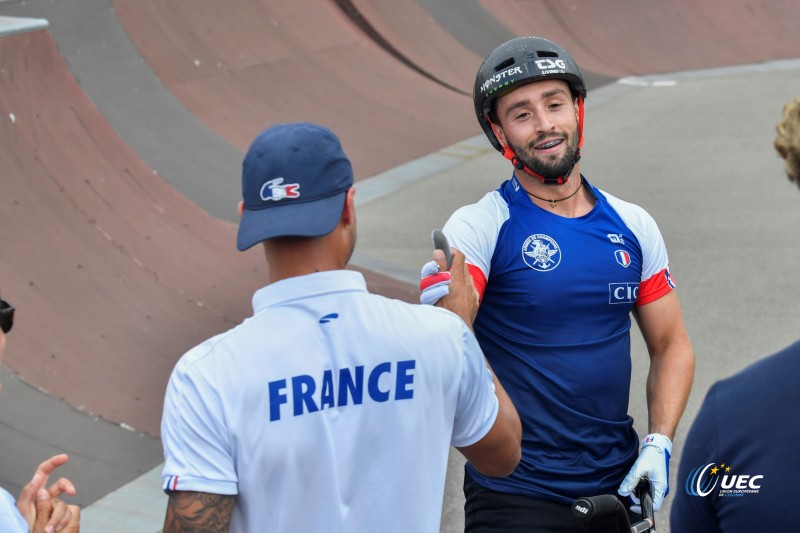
[577,96,585,149]
[491,97,585,186]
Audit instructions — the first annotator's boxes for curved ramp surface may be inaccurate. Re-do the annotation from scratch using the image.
[343,0,480,95]
[111,0,478,181]
[0,27,267,438]
[480,0,800,77]
[0,0,246,222]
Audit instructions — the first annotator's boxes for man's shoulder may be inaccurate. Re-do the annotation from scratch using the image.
[451,187,509,219]
[368,292,466,328]
[170,326,242,376]
[693,340,800,440]
[594,186,653,219]
[592,185,665,245]
[445,187,510,246]
[712,339,800,399]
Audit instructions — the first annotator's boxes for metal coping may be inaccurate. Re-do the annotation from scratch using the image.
[0,15,49,37]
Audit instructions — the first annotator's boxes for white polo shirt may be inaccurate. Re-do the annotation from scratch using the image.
[161,270,498,532]
[0,488,27,532]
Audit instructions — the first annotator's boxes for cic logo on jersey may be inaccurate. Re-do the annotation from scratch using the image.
[684,461,765,498]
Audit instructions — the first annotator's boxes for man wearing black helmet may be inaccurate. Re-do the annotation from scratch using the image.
[421,37,695,531]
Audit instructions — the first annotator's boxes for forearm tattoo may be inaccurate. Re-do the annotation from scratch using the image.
[164,491,236,533]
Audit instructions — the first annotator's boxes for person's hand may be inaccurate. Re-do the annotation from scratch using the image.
[17,454,80,532]
[618,433,672,513]
[431,248,479,325]
[32,489,80,533]
[440,248,479,325]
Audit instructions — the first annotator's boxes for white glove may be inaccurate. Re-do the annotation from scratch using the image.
[419,260,451,305]
[618,433,672,513]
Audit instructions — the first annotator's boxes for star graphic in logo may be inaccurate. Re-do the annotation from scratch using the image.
[710,466,719,475]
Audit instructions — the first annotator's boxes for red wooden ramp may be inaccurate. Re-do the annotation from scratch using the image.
[0,27,415,440]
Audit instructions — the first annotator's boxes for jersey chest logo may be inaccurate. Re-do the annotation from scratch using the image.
[521,234,561,272]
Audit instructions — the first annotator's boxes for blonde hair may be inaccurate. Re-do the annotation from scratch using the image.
[775,97,800,188]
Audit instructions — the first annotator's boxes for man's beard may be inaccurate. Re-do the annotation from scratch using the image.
[510,129,580,183]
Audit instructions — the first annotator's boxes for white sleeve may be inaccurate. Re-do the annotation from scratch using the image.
[603,191,670,281]
[0,488,27,532]
[161,346,238,495]
[443,191,509,280]
[451,324,499,448]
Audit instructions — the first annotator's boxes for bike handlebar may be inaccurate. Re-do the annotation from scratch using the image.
[572,494,623,520]
[571,478,654,533]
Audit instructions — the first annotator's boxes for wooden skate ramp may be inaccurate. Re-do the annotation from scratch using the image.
[479,0,800,77]
[111,0,479,181]
[0,27,264,437]
[0,28,415,441]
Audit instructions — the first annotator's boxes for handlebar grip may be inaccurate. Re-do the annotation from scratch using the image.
[636,478,654,522]
[571,494,622,520]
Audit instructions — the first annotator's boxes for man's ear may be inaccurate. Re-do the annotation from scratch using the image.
[237,200,245,219]
[490,121,508,148]
[341,187,356,225]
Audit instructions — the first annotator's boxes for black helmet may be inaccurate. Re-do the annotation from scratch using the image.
[474,36,586,154]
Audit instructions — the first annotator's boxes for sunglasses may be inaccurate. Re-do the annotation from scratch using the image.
[1,299,14,334]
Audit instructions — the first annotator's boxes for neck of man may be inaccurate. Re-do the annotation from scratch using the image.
[262,234,348,284]
[516,164,593,217]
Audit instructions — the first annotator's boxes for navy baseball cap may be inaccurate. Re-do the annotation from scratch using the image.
[236,123,354,251]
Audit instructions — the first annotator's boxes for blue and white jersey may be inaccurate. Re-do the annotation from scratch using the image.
[444,174,676,503]
[161,270,498,533]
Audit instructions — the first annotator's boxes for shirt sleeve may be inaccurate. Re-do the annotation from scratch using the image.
[451,322,499,448]
[443,191,509,300]
[603,191,676,306]
[161,345,238,496]
[0,488,28,532]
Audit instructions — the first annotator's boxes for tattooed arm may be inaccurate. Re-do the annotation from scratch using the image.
[163,491,235,533]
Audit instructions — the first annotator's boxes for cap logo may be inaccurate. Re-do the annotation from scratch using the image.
[260,177,300,202]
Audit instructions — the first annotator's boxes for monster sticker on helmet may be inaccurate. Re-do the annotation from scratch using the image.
[479,66,524,96]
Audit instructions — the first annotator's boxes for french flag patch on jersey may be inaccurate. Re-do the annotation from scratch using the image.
[614,250,631,268]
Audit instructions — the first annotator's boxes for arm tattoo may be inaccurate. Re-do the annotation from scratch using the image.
[164,491,236,533]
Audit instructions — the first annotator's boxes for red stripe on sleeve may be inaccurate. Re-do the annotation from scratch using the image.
[468,264,487,302]
[636,267,676,306]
